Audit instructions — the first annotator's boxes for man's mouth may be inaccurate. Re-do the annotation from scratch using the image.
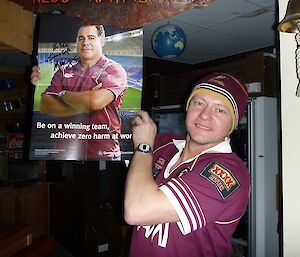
[195,124,210,130]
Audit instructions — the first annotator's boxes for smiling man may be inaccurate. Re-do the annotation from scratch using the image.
[31,23,128,160]
[124,72,250,257]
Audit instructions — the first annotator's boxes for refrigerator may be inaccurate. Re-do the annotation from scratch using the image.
[232,96,279,257]
[152,96,280,257]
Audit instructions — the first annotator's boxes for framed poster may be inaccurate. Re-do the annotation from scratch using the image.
[29,14,143,161]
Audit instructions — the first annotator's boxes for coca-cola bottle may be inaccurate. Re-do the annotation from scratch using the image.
[6,123,24,160]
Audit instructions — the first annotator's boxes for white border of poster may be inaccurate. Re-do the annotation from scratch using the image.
[29,14,143,161]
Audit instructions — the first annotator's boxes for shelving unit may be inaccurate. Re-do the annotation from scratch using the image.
[0,0,33,132]
[0,67,30,133]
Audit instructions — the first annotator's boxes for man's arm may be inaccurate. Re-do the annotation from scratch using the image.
[60,87,115,113]
[124,111,180,226]
[39,94,78,117]
[32,65,115,117]
[40,87,115,117]
[56,62,126,116]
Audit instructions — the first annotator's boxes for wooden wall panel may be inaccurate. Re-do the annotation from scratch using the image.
[0,0,33,54]
[0,188,18,223]
[156,51,278,107]
[0,184,49,240]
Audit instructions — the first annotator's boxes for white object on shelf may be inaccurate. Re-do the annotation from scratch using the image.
[246,82,262,93]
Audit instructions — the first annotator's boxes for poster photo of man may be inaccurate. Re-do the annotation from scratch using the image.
[29,14,143,161]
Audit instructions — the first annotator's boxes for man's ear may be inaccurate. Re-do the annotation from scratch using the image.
[100,36,106,47]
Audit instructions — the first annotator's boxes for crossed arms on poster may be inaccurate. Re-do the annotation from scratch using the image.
[31,66,115,117]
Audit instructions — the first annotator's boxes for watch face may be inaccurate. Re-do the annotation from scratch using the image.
[137,143,152,153]
[140,144,150,152]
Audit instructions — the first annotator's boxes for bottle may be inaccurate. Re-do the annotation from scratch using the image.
[2,97,26,112]
[0,79,15,90]
[6,123,24,160]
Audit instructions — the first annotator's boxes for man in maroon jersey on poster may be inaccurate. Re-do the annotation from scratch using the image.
[31,23,128,160]
[124,72,250,257]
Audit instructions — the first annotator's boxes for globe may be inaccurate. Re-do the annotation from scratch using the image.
[151,24,186,59]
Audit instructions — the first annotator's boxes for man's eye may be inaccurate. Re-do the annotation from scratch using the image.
[195,100,204,106]
[216,108,225,113]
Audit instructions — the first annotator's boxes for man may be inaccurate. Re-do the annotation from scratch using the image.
[31,23,128,160]
[124,72,250,257]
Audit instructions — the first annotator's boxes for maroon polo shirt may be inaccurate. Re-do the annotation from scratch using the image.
[129,134,250,257]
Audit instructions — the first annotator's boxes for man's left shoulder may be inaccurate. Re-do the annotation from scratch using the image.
[209,153,248,177]
[199,160,248,200]
[105,58,125,70]
[206,153,247,170]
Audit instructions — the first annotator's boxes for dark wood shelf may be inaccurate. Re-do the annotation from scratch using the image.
[0,223,33,257]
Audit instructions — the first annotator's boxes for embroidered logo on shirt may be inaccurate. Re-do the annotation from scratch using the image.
[63,72,74,78]
[179,168,190,177]
[153,158,166,178]
[157,157,165,166]
[200,162,240,199]
[152,167,160,178]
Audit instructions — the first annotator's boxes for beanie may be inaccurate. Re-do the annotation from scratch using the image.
[186,72,248,134]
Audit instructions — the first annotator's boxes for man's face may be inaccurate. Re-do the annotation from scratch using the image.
[76,25,105,63]
[185,92,232,150]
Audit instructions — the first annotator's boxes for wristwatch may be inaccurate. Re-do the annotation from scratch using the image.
[57,90,67,98]
[135,143,153,154]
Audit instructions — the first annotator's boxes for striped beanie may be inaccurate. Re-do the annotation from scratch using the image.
[186,72,248,134]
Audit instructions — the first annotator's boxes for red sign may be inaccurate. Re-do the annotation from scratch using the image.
[7,133,24,160]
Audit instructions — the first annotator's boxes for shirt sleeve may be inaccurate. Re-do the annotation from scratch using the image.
[159,160,250,235]
[43,69,63,94]
[100,62,128,97]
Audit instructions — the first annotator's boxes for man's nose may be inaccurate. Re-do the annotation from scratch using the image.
[82,38,90,45]
[199,106,211,120]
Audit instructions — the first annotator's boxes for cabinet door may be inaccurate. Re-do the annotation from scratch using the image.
[0,184,49,240]
[0,187,18,223]
[19,184,49,239]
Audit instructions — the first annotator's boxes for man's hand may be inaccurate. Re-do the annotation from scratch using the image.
[30,65,40,86]
[131,111,157,149]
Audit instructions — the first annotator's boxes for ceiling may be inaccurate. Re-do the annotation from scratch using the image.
[0,0,277,68]
[143,0,277,65]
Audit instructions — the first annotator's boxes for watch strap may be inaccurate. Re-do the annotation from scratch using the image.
[58,90,67,98]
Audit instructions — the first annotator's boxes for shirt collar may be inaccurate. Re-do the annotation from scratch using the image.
[173,137,232,156]
[163,137,232,179]
[77,55,107,69]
